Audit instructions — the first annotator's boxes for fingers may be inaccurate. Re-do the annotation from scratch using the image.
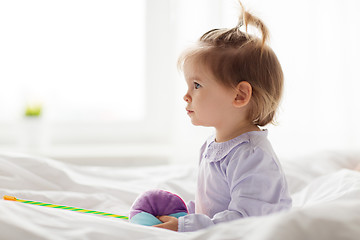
[153,222,168,229]
[153,216,178,231]
[158,215,175,223]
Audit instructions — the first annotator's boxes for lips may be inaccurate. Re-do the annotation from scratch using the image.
[186,109,194,115]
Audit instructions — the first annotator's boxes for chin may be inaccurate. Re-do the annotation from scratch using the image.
[191,119,209,127]
[190,119,201,126]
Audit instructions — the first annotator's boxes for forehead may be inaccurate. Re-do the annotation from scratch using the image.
[183,57,213,81]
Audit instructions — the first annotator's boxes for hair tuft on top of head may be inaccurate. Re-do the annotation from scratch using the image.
[199,1,269,49]
[237,0,269,47]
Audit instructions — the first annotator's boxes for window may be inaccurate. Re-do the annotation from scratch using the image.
[0,0,174,147]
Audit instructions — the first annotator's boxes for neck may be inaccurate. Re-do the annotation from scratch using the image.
[215,123,260,142]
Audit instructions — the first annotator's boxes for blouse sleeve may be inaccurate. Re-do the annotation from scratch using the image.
[186,201,195,214]
[226,147,289,217]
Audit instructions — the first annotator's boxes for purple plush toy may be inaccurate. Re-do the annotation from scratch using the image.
[129,189,188,226]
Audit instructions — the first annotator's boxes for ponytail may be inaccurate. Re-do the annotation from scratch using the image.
[237,1,269,47]
[199,1,269,49]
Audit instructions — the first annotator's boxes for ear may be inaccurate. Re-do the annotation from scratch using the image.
[233,81,252,108]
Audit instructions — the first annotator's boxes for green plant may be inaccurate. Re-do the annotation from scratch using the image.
[25,103,42,117]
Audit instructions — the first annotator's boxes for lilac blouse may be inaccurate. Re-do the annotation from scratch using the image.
[178,130,292,232]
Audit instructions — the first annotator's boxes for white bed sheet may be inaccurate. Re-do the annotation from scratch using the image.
[1,151,360,240]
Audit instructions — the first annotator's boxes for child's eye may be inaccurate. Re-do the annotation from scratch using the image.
[194,82,201,89]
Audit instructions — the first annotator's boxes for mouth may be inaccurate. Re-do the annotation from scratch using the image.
[186,109,194,115]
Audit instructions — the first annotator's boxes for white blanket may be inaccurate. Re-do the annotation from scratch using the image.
[1,151,360,240]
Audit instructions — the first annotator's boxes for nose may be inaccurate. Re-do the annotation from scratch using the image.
[183,93,191,103]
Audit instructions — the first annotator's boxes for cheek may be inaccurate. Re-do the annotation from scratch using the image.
[198,96,231,117]
[193,88,234,113]
[208,92,233,109]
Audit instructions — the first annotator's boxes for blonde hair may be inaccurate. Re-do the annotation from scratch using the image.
[178,2,283,126]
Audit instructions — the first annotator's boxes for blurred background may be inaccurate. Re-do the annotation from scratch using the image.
[0,0,359,166]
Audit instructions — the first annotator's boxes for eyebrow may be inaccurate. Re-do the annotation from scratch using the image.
[186,75,204,83]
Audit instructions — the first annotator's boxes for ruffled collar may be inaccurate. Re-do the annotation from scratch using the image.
[203,130,268,162]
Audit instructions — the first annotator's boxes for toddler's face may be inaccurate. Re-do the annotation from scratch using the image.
[183,61,236,127]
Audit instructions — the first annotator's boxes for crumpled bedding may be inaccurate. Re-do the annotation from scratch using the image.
[0,151,359,240]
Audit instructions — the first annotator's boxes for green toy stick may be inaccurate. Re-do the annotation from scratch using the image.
[3,195,128,220]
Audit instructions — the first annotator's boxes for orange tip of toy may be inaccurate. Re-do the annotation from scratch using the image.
[3,195,17,201]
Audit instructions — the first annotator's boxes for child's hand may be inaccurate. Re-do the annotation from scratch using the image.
[154,216,178,231]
